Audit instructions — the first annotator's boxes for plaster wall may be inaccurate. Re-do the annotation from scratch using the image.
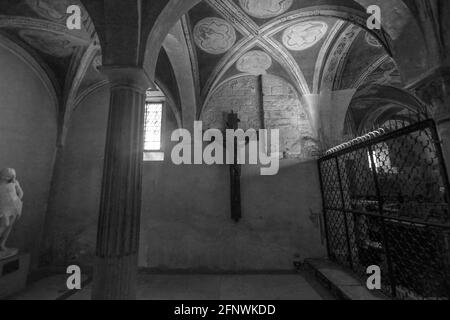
[45,81,326,271]
[41,86,109,267]
[139,158,325,271]
[0,44,57,268]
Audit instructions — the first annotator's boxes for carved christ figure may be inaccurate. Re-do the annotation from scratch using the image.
[0,168,24,259]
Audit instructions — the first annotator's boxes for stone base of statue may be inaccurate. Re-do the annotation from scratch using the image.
[0,252,30,299]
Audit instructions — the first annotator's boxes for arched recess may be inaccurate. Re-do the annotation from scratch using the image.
[144,0,203,79]
[352,0,429,83]
[154,47,183,129]
[162,20,198,131]
[144,0,422,83]
[318,22,363,92]
[317,2,425,93]
[146,1,396,109]
[0,1,99,146]
[0,33,59,115]
[0,32,59,268]
[59,43,100,146]
[344,84,428,137]
[200,38,309,114]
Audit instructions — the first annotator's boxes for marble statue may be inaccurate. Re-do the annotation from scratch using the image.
[0,168,24,259]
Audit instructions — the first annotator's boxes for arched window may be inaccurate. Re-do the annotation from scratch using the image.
[144,87,166,161]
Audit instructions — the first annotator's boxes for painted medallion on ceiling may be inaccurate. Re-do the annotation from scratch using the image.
[282,21,328,51]
[236,50,272,75]
[194,18,236,55]
[239,0,293,19]
[365,33,382,48]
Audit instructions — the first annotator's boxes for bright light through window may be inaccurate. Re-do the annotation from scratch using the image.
[144,103,163,151]
[368,143,396,173]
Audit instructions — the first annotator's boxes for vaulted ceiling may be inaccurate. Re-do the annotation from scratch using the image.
[0,0,419,143]
[0,0,97,92]
[0,0,411,106]
[182,0,402,114]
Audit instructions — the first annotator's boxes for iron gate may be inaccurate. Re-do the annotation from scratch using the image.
[318,119,450,299]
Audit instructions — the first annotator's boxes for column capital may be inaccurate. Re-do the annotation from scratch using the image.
[101,66,154,94]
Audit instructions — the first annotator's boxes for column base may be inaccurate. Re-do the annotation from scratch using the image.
[92,254,138,300]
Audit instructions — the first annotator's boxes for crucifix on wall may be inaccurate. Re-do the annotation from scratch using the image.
[224,77,264,223]
[225,111,242,223]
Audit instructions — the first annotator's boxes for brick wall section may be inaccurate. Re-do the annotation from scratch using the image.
[202,76,261,131]
[202,75,318,159]
[262,75,316,158]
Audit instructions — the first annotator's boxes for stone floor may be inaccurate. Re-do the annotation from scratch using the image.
[10,273,335,300]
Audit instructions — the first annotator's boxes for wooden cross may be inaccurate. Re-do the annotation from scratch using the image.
[226,111,242,222]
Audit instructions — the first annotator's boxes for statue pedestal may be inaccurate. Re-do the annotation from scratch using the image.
[0,253,30,299]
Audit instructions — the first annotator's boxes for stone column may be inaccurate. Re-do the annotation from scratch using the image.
[91,67,151,300]
[301,89,356,151]
[415,68,450,177]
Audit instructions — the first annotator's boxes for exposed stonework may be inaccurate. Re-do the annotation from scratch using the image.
[202,74,317,159]
[262,75,316,159]
[202,76,261,131]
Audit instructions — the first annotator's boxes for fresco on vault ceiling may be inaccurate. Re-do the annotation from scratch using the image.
[236,50,273,75]
[282,21,328,51]
[365,33,382,48]
[366,60,401,85]
[19,29,80,57]
[239,0,293,19]
[26,0,86,23]
[92,55,103,71]
[193,17,236,55]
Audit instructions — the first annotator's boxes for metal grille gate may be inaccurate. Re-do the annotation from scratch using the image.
[318,119,450,299]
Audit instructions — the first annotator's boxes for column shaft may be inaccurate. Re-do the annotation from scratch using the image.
[92,68,149,300]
